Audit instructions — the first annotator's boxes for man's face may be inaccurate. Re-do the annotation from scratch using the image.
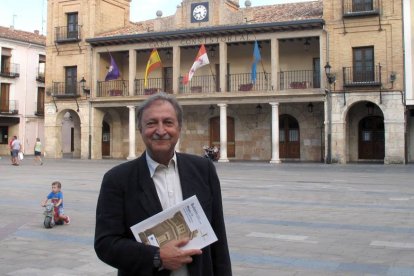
[140,100,181,164]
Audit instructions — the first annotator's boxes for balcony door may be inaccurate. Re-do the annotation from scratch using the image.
[67,12,78,39]
[353,47,374,82]
[65,66,77,95]
[1,83,10,113]
[163,67,173,93]
[279,114,300,159]
[353,0,373,12]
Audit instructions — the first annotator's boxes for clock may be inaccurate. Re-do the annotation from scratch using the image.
[191,2,209,23]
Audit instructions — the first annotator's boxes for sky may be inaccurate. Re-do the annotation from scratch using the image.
[0,0,313,35]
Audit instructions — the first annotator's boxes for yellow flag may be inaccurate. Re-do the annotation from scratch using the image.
[144,49,162,88]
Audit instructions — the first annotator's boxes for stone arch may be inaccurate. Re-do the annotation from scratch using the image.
[55,109,81,158]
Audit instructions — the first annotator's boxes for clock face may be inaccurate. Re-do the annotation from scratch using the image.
[191,3,209,22]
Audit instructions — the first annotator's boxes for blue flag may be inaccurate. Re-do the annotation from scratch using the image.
[105,54,120,81]
[251,41,261,84]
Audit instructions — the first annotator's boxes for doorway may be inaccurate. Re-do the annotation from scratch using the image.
[358,116,384,160]
[279,114,300,159]
[209,116,235,157]
[102,121,110,157]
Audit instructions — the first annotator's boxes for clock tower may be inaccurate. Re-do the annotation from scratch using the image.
[183,0,240,26]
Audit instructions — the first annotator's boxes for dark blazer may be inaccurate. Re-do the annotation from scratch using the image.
[95,152,232,276]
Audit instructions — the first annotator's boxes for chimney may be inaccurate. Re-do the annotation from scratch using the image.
[34,30,39,35]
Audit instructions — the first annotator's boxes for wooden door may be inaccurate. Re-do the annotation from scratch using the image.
[358,116,384,160]
[210,116,235,157]
[1,83,10,112]
[279,114,300,158]
[65,66,77,95]
[102,121,110,157]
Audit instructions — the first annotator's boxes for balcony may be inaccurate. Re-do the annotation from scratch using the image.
[97,80,128,97]
[343,64,382,87]
[0,63,20,78]
[179,75,217,94]
[55,25,81,43]
[343,0,380,17]
[279,70,320,90]
[0,100,18,114]
[227,72,272,92]
[135,78,171,96]
[51,82,82,98]
[35,102,44,116]
[36,68,45,82]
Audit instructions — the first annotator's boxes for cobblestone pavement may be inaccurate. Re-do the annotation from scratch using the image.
[1,156,414,276]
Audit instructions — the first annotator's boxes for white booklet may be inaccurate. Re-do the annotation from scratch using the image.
[130,195,217,250]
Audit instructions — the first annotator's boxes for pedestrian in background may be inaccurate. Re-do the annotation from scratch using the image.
[34,138,43,165]
[11,136,22,166]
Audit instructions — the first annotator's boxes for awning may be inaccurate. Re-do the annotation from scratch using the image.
[0,116,20,126]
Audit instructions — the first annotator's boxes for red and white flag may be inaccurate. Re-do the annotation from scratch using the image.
[183,44,210,85]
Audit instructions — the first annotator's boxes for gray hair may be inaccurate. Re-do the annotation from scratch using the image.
[137,92,183,130]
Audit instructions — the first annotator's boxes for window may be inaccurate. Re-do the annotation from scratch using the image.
[0,126,8,144]
[36,87,45,115]
[65,66,77,95]
[67,12,78,39]
[352,0,373,12]
[37,55,46,82]
[1,48,11,75]
[353,47,374,82]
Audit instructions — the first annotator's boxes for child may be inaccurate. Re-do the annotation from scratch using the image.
[34,138,43,165]
[41,181,70,224]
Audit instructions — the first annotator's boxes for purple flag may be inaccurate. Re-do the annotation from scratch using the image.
[105,54,120,81]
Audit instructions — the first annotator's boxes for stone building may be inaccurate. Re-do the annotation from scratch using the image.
[45,0,406,164]
[0,26,46,156]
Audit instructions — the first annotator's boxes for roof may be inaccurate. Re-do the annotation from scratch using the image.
[0,26,46,46]
[94,0,323,39]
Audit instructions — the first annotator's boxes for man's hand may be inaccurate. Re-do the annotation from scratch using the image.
[160,238,202,271]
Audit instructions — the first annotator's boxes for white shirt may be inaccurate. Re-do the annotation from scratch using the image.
[146,152,188,276]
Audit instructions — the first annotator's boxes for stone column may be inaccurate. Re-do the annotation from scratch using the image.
[219,42,227,92]
[127,105,136,160]
[270,102,281,163]
[270,37,279,91]
[172,46,181,94]
[218,103,229,162]
[129,49,137,96]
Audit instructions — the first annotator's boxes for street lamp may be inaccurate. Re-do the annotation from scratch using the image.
[324,62,335,164]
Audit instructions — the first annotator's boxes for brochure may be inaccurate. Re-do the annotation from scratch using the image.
[130,195,217,250]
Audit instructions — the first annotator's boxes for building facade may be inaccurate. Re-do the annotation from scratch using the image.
[45,0,406,164]
[0,26,46,156]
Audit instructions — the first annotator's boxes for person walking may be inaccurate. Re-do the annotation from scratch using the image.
[11,136,22,166]
[34,138,43,165]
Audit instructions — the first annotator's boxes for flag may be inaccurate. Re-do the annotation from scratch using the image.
[144,49,162,88]
[251,41,261,84]
[183,44,210,85]
[105,54,120,81]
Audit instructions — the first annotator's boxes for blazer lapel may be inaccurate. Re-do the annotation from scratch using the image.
[136,154,163,216]
[176,153,196,200]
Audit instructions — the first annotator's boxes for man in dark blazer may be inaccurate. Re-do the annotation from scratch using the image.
[95,92,232,276]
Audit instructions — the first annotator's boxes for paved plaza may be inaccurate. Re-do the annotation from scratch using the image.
[0,156,414,276]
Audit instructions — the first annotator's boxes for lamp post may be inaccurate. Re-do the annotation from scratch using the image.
[324,62,335,164]
[80,76,91,159]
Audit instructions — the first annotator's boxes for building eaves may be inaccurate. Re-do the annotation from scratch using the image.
[0,26,46,46]
[86,19,324,47]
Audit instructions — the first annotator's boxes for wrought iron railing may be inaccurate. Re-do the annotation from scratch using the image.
[0,63,20,78]
[55,25,81,42]
[279,70,320,90]
[227,72,272,92]
[179,75,218,94]
[343,64,382,87]
[0,100,18,114]
[97,80,128,97]
[343,0,380,16]
[52,82,82,97]
[134,78,169,96]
